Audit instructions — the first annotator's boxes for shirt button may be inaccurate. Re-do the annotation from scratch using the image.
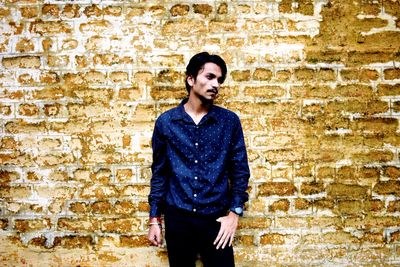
[193,208,197,212]
[194,176,198,180]
[194,194,197,197]
[194,160,198,163]
[195,142,198,146]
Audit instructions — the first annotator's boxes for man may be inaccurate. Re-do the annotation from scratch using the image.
[148,52,250,267]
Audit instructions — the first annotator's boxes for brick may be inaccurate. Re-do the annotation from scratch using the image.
[235,234,254,246]
[116,169,134,183]
[14,219,51,233]
[327,184,368,199]
[0,170,19,186]
[244,86,285,99]
[294,68,315,81]
[294,198,311,210]
[79,20,112,34]
[114,200,136,215]
[238,217,272,229]
[100,218,141,233]
[104,6,122,16]
[170,4,189,16]
[364,200,385,212]
[18,104,39,116]
[62,4,80,18]
[162,19,206,36]
[0,219,8,230]
[1,137,18,149]
[54,235,93,249]
[121,185,150,197]
[30,20,72,35]
[126,5,150,17]
[58,217,96,232]
[2,56,40,69]
[269,199,290,212]
[351,150,393,164]
[352,118,398,135]
[209,19,237,33]
[337,200,362,215]
[44,104,61,116]
[260,233,286,245]
[336,166,356,182]
[0,186,31,199]
[316,68,336,81]
[119,235,149,247]
[84,4,103,17]
[373,180,400,196]
[377,84,400,96]
[80,185,118,198]
[91,201,112,214]
[384,68,400,80]
[217,3,228,14]
[151,86,186,100]
[42,4,60,17]
[300,182,324,195]
[388,201,400,212]
[20,7,38,18]
[36,186,76,199]
[275,70,291,82]
[42,38,53,51]
[360,69,379,82]
[344,216,400,229]
[383,166,400,179]
[69,202,89,214]
[110,71,129,83]
[193,4,213,16]
[322,231,359,244]
[15,38,35,53]
[258,182,297,196]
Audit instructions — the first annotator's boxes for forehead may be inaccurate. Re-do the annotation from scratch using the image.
[199,62,222,77]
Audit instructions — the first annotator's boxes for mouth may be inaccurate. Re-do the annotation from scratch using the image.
[207,89,218,95]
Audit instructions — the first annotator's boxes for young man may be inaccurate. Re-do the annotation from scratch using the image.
[148,52,250,267]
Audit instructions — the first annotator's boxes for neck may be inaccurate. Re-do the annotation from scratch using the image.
[184,94,212,115]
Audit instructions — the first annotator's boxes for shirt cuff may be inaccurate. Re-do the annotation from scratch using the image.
[149,205,162,217]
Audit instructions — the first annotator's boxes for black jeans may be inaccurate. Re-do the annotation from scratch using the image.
[164,207,235,267]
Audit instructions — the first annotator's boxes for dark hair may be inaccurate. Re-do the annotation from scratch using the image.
[185,52,227,93]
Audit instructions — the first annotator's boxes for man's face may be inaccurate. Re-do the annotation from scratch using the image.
[187,62,223,102]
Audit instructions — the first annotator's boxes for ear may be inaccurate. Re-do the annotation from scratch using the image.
[187,75,194,87]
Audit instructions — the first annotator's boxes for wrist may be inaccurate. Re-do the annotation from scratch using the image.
[149,216,162,227]
[229,206,243,216]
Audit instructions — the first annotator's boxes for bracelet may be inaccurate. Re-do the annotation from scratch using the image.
[149,217,162,224]
[149,222,162,227]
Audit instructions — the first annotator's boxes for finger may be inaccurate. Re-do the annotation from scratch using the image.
[216,230,229,249]
[149,235,158,246]
[221,233,231,249]
[213,227,224,245]
[229,233,234,247]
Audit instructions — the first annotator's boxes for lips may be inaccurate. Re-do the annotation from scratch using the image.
[207,89,218,94]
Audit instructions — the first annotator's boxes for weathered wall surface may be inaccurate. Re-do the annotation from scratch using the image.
[1,0,400,266]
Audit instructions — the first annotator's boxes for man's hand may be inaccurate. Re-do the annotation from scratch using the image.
[148,224,163,247]
[213,211,239,249]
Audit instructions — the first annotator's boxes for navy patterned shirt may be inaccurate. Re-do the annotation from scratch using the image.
[148,98,250,217]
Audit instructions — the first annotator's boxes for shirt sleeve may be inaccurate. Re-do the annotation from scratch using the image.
[148,118,168,217]
[228,116,250,211]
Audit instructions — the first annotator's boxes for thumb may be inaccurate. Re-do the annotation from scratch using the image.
[216,217,222,223]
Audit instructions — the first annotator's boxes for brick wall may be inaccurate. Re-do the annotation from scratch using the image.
[1,0,400,266]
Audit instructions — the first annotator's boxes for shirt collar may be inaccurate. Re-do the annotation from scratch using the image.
[171,98,219,123]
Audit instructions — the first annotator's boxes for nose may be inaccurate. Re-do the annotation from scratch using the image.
[212,78,220,88]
